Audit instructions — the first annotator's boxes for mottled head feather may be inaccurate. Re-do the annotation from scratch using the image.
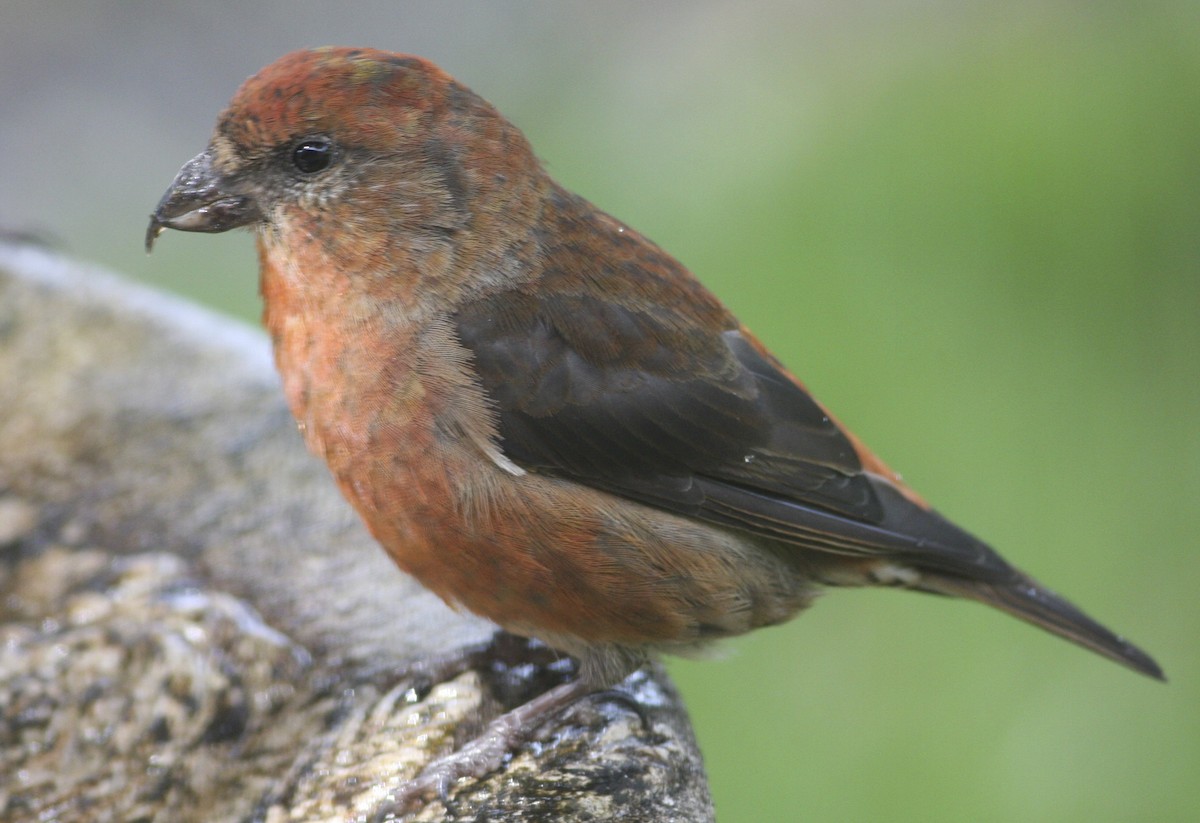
[216,47,457,155]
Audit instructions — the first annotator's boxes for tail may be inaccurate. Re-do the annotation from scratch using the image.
[921,570,1165,681]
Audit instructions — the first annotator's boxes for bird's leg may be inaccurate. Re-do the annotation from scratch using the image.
[373,672,601,819]
[368,633,652,818]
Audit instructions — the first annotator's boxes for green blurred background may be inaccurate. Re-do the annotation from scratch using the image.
[4,2,1196,820]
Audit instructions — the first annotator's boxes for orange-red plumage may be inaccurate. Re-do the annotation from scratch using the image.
[149,47,1162,695]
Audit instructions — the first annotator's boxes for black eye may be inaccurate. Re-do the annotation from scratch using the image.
[291,138,334,173]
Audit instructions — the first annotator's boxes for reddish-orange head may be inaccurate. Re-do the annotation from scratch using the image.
[145,47,540,269]
[215,48,452,164]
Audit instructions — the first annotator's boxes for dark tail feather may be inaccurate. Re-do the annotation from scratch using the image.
[921,571,1165,681]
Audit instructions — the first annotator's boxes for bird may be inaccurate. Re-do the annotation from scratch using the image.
[147,46,1162,801]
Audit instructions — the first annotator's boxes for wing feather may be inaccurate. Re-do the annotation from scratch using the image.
[452,188,1013,582]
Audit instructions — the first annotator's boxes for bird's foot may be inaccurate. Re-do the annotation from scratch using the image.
[371,675,596,820]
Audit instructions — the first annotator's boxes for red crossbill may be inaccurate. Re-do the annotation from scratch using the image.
[148,46,1162,799]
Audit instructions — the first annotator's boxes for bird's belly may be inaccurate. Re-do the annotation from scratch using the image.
[331,409,817,650]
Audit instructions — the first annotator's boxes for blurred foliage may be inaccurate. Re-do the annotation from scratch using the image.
[4,2,1196,821]
[664,9,1199,823]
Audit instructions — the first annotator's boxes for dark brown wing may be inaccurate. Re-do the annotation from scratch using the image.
[453,192,1011,582]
